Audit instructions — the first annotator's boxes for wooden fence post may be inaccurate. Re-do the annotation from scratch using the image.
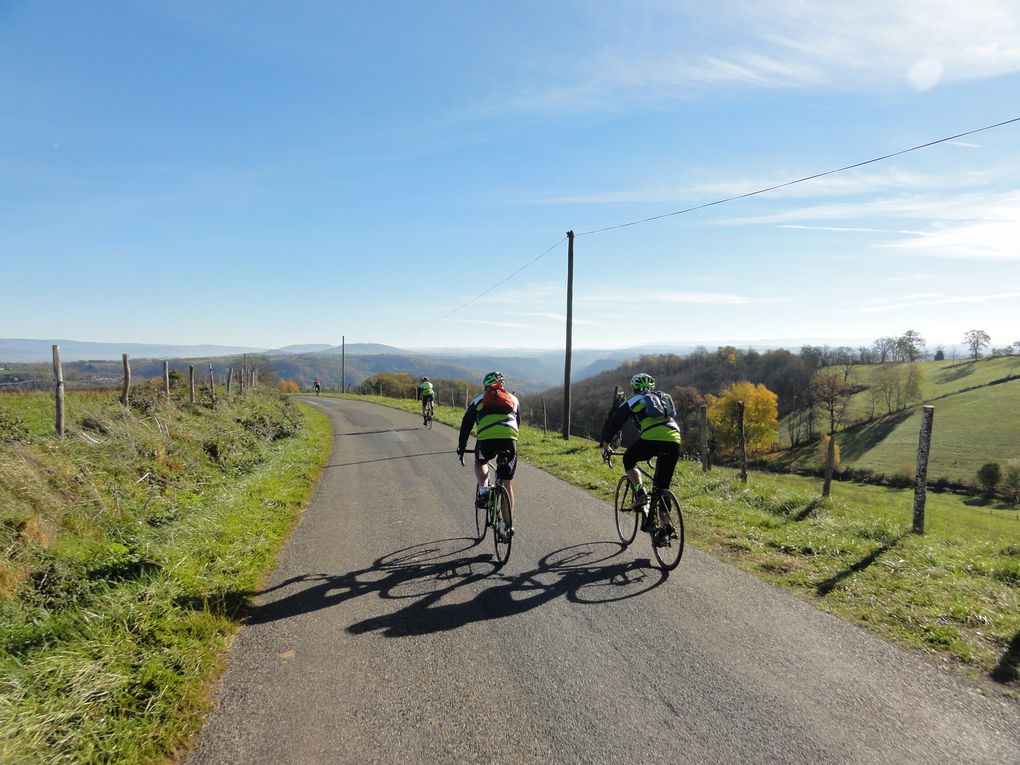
[162,361,170,398]
[912,405,935,534]
[239,365,245,396]
[737,400,747,483]
[822,435,836,498]
[226,368,233,397]
[120,353,131,408]
[542,398,548,433]
[188,365,195,404]
[699,404,710,472]
[209,364,217,406]
[53,344,65,437]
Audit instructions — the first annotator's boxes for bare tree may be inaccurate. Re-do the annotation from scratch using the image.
[873,336,897,363]
[897,330,926,362]
[963,329,990,360]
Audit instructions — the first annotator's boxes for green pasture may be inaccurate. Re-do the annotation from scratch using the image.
[776,357,1020,486]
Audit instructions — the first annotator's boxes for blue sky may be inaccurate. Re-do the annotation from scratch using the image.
[3,1,1019,353]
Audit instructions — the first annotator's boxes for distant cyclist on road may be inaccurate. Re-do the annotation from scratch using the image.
[599,372,681,537]
[313,378,321,395]
[457,371,521,520]
[418,376,435,424]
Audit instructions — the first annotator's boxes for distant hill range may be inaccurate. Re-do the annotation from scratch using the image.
[1,336,886,391]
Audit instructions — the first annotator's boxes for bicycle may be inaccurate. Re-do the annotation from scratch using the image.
[460,448,513,566]
[422,399,434,429]
[602,449,684,570]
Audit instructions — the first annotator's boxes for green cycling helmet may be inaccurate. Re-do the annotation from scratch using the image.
[483,371,504,390]
[630,372,655,392]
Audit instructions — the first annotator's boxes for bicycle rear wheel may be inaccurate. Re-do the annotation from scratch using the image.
[492,486,513,566]
[475,487,489,540]
[614,476,639,545]
[651,490,685,570]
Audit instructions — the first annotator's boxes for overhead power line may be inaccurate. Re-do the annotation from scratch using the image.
[385,115,1019,343]
[576,116,1020,237]
[384,236,567,343]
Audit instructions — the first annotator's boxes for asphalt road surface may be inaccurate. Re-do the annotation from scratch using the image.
[186,397,1019,764]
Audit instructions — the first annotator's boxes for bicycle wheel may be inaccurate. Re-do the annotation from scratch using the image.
[475,487,488,540]
[614,476,639,545]
[651,490,685,570]
[492,485,513,566]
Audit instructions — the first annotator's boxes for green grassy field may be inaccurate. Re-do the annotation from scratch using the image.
[339,392,1020,697]
[777,357,1020,486]
[0,388,333,763]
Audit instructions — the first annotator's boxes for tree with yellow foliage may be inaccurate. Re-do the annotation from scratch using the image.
[706,381,779,455]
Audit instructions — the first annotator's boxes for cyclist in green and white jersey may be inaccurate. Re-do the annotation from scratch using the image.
[456,371,521,518]
[418,376,435,424]
[599,372,681,533]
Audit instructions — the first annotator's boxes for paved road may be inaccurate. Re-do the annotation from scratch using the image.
[187,397,1019,764]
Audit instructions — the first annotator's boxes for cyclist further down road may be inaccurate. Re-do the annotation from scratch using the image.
[599,372,681,545]
[457,371,521,528]
[418,376,435,425]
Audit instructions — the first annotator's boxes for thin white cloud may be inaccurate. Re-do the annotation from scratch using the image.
[450,319,540,329]
[466,1,1020,119]
[779,224,926,234]
[578,289,786,306]
[840,291,1020,313]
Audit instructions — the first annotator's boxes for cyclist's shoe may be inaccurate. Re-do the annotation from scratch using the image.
[475,488,489,508]
[639,507,653,532]
[654,524,678,547]
[631,488,650,511]
[495,522,514,543]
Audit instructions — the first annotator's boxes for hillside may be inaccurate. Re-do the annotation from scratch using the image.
[775,356,1020,486]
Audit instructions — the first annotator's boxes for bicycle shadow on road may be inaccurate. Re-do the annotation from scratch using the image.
[345,538,671,638]
[239,537,491,627]
[234,537,671,636]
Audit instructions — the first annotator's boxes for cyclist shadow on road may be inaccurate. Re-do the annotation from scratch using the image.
[345,537,670,638]
[239,537,670,635]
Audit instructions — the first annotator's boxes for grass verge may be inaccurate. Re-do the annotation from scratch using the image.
[339,393,1020,698]
[0,389,332,763]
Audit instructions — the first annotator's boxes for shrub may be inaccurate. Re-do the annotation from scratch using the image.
[0,409,30,443]
[976,462,1002,494]
[1002,460,1020,503]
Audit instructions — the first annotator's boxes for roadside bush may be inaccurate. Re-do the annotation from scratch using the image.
[0,409,30,443]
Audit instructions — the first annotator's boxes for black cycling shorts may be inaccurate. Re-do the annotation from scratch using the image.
[623,440,680,490]
[475,438,518,480]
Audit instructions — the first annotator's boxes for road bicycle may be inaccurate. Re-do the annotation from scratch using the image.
[422,399,434,429]
[602,449,684,570]
[460,448,513,566]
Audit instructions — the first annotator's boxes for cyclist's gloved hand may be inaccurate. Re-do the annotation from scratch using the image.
[456,446,465,457]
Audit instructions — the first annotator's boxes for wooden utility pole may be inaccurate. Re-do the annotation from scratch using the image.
[912,405,935,534]
[562,230,574,440]
[341,336,346,395]
[737,400,748,483]
[163,361,170,397]
[53,345,64,437]
[120,353,131,408]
